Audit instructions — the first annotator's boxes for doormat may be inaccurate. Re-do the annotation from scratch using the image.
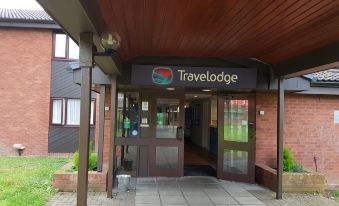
[184,165,216,177]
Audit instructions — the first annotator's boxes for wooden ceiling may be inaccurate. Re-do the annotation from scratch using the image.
[82,0,339,65]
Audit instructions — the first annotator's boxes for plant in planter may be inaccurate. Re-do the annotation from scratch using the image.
[283,147,305,173]
[72,142,98,171]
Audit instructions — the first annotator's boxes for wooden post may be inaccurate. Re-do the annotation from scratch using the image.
[97,85,106,172]
[77,32,93,206]
[276,77,284,199]
[107,75,117,198]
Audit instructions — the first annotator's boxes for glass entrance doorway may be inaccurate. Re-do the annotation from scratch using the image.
[114,91,255,183]
[217,94,255,182]
[149,94,185,176]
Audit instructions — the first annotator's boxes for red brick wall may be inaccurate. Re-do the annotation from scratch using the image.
[102,87,112,165]
[256,92,339,185]
[0,28,52,155]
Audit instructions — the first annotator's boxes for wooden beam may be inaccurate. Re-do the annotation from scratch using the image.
[94,55,121,75]
[276,77,284,199]
[77,32,93,206]
[97,85,106,172]
[273,41,339,78]
[107,75,117,198]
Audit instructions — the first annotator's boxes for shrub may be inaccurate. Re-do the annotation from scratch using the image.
[291,163,305,172]
[283,147,294,172]
[73,142,97,171]
[283,147,305,173]
[334,190,339,197]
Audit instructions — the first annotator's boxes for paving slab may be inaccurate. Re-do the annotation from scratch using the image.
[47,176,339,206]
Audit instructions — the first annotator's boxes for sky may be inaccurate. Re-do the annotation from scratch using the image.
[0,0,43,10]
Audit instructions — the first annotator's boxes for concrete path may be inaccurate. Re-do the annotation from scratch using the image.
[46,176,339,206]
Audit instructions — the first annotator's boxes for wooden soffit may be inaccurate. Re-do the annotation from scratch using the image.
[79,0,339,66]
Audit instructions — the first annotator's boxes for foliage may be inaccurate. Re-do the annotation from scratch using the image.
[0,157,68,206]
[291,163,305,173]
[283,147,295,171]
[283,147,306,173]
[73,141,97,171]
[334,190,339,197]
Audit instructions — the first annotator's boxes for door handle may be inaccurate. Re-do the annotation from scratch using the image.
[176,126,184,141]
[248,123,255,139]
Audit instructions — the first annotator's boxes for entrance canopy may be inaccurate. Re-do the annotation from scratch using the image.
[38,0,339,77]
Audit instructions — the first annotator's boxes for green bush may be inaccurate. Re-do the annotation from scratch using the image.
[334,190,339,197]
[73,142,97,171]
[291,163,305,172]
[283,147,294,172]
[283,147,305,173]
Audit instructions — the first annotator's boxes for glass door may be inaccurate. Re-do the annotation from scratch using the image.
[149,94,185,177]
[217,94,255,182]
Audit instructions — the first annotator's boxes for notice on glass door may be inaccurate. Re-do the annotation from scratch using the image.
[334,111,339,124]
[142,101,149,111]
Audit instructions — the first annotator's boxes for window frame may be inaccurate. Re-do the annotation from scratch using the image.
[50,98,64,126]
[52,33,79,61]
[50,98,96,127]
[65,98,81,126]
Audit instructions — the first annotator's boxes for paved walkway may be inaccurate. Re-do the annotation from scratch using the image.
[46,176,339,206]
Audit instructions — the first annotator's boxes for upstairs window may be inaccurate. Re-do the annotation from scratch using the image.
[53,33,79,60]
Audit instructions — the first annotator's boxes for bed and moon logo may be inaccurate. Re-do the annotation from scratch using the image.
[152,67,173,85]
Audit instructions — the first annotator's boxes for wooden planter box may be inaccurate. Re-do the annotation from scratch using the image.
[255,163,325,193]
[52,163,107,192]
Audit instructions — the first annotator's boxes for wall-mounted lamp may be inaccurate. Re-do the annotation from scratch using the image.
[100,32,121,52]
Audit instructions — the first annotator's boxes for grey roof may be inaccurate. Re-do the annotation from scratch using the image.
[0,8,53,23]
[304,69,339,83]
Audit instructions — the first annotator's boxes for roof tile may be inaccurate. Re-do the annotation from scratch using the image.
[0,8,53,23]
[313,69,339,82]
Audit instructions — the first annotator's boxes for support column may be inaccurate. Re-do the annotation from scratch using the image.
[107,75,117,198]
[77,32,93,206]
[97,85,106,172]
[276,77,284,199]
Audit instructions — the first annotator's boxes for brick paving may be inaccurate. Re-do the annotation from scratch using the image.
[46,176,339,206]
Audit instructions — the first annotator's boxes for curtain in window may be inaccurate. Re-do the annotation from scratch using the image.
[52,99,62,124]
[67,99,80,125]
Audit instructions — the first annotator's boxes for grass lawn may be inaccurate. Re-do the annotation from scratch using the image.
[0,157,69,206]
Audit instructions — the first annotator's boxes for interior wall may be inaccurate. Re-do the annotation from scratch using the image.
[188,99,211,150]
[190,102,203,147]
[201,100,211,150]
[210,96,218,126]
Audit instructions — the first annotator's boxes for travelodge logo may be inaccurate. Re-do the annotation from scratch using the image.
[152,67,173,85]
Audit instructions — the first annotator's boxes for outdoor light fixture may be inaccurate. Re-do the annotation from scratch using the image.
[13,144,25,156]
[194,95,198,98]
[202,89,211,92]
[100,32,121,52]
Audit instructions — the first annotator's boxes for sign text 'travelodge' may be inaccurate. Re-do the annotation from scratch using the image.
[131,65,257,89]
[177,70,238,84]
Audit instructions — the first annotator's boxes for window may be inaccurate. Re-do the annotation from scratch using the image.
[50,98,95,126]
[54,34,67,58]
[51,99,63,125]
[67,99,80,125]
[116,92,140,138]
[53,33,79,59]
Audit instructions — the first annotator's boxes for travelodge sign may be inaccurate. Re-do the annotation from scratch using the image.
[131,65,257,89]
